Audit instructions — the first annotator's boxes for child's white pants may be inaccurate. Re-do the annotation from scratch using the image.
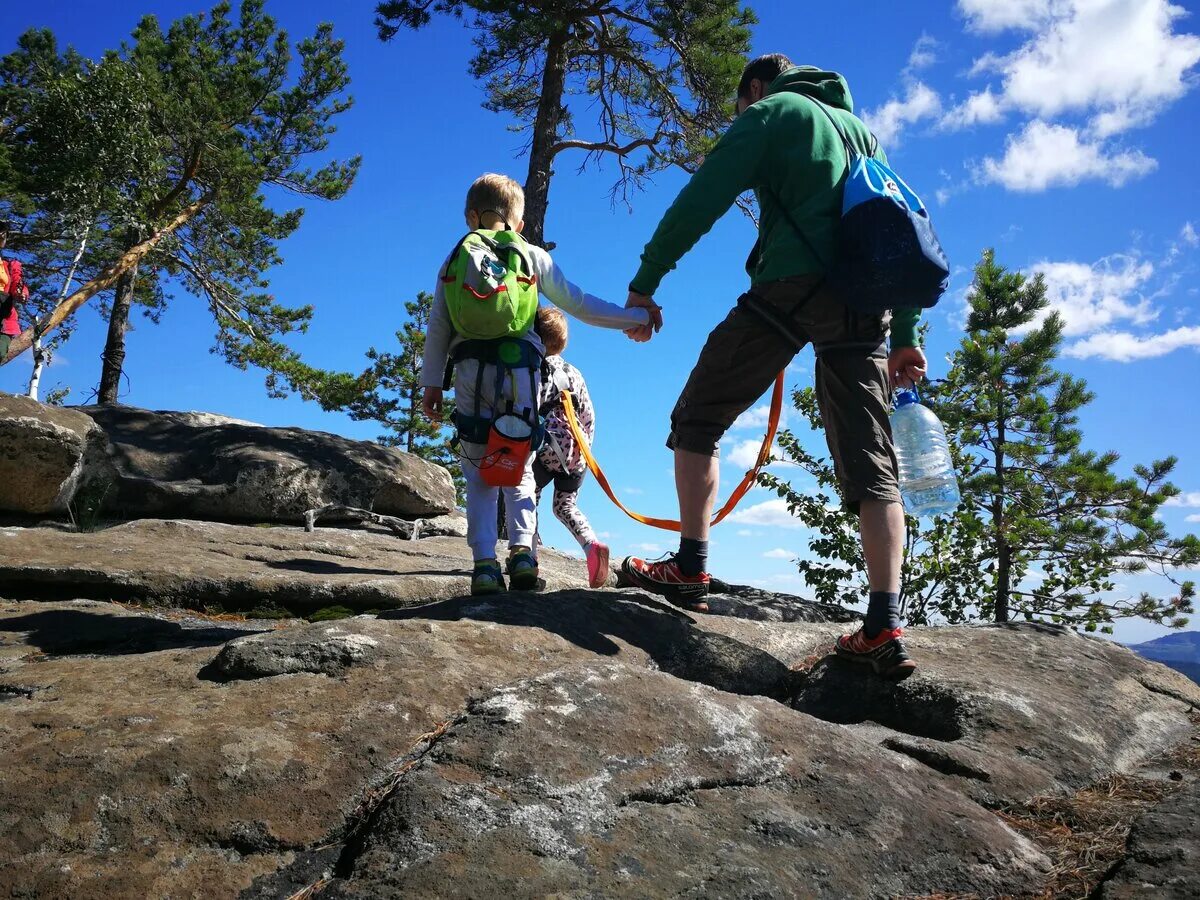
[455,356,539,561]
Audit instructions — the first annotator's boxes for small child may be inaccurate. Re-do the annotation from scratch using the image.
[532,307,608,588]
[0,222,25,361]
[421,174,648,596]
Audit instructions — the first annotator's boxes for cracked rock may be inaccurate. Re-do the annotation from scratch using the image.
[311,664,1050,899]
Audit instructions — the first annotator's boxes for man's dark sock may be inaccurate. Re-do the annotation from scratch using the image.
[676,538,709,577]
[864,591,900,639]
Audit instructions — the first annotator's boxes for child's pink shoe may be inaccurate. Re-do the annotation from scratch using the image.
[586,541,610,589]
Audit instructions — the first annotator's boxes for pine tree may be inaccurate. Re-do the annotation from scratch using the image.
[933,250,1196,631]
[352,292,465,505]
[375,0,754,246]
[1,3,367,411]
[763,251,1197,634]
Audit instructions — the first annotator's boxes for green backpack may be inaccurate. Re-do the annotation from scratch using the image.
[441,229,539,340]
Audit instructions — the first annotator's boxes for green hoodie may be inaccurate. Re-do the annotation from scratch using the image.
[630,66,920,348]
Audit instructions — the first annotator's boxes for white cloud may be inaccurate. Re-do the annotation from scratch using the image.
[980,121,1156,192]
[959,0,1069,32]
[731,404,775,430]
[632,542,664,554]
[762,548,794,559]
[1185,514,1200,523]
[724,438,763,470]
[623,486,644,496]
[1165,492,1200,507]
[1182,222,1199,247]
[1065,325,1200,360]
[726,498,803,529]
[736,529,759,537]
[940,88,1005,129]
[863,82,942,147]
[1026,254,1158,336]
[960,0,1200,136]
[908,34,940,70]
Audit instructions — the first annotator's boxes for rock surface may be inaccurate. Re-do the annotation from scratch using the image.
[1098,779,1200,899]
[78,404,457,522]
[2,570,1198,898]
[0,394,106,515]
[0,518,588,613]
[316,664,1048,899]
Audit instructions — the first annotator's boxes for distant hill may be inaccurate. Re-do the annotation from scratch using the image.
[1129,632,1200,685]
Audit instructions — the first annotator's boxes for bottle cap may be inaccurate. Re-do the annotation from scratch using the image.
[895,389,920,408]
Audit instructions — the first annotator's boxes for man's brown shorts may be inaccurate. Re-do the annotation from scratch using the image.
[667,274,901,512]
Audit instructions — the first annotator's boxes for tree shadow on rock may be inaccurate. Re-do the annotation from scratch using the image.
[0,608,262,656]
[381,590,798,701]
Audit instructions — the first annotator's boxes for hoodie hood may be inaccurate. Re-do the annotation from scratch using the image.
[767,66,854,113]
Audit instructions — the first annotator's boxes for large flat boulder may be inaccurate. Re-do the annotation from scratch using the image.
[0,394,106,515]
[0,519,587,613]
[77,404,456,523]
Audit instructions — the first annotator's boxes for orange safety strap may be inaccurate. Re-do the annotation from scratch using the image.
[559,370,785,532]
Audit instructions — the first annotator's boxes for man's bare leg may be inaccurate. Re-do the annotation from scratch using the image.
[620,447,715,608]
[676,447,719,543]
[859,498,903,593]
[838,497,916,679]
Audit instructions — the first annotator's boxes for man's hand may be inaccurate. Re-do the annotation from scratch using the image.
[624,290,662,343]
[888,345,927,389]
[422,386,444,422]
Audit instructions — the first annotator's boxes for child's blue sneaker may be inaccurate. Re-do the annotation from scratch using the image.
[506,547,539,591]
[471,559,506,596]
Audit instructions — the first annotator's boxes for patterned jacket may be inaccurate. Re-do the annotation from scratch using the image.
[537,355,593,475]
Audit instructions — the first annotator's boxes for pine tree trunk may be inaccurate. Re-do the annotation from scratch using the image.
[28,228,89,401]
[406,381,419,454]
[993,418,1010,622]
[522,28,569,248]
[98,232,140,405]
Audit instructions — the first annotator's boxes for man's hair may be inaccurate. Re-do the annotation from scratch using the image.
[465,173,525,227]
[737,54,793,97]
[535,305,568,356]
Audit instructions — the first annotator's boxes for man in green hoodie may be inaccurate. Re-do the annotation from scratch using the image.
[621,55,925,680]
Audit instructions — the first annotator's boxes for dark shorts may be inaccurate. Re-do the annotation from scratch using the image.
[667,274,901,511]
[533,458,585,495]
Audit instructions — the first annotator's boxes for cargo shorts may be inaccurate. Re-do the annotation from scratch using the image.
[667,274,902,512]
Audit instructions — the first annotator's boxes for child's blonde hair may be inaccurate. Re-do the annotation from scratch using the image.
[465,173,525,228]
[535,306,568,356]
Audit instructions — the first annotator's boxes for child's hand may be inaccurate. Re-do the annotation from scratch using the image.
[422,387,444,421]
[625,291,662,343]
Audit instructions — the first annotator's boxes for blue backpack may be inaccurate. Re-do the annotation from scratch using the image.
[775,96,949,314]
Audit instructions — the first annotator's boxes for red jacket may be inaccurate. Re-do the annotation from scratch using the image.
[1,258,26,336]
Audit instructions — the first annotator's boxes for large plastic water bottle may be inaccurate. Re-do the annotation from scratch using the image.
[891,389,960,517]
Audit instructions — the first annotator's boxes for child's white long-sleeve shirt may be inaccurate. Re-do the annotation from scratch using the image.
[420,242,650,389]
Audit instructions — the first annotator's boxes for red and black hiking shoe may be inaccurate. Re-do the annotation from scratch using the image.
[836,627,917,681]
[621,555,711,612]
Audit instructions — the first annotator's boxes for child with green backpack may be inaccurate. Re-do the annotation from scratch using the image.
[421,173,651,596]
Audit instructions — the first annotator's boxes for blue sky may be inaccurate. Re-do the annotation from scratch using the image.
[3,0,1199,644]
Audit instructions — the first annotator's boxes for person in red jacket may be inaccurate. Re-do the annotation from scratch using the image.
[0,222,26,360]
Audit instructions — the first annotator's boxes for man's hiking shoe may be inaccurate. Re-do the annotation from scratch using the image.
[836,626,917,681]
[506,549,539,591]
[471,560,506,596]
[621,555,710,612]
[586,541,610,589]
